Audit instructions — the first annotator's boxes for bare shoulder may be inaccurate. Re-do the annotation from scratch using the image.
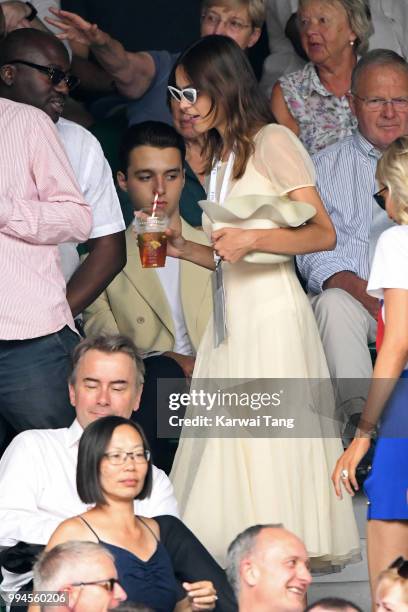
[138,516,160,540]
[270,82,299,135]
[46,516,91,551]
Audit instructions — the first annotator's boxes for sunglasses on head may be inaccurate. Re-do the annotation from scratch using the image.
[373,186,387,211]
[6,59,80,91]
[388,556,408,579]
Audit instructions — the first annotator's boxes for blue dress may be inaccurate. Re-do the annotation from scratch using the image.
[364,370,408,520]
[364,225,408,520]
[79,516,180,611]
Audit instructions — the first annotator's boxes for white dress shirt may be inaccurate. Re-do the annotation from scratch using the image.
[56,118,125,281]
[0,420,179,592]
[155,258,194,356]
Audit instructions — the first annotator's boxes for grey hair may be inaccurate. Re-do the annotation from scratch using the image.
[226,523,283,598]
[351,49,408,93]
[298,0,373,54]
[33,541,115,593]
[69,334,145,387]
[201,0,266,29]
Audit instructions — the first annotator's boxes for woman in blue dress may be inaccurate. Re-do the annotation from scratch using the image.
[333,136,408,605]
[45,416,218,612]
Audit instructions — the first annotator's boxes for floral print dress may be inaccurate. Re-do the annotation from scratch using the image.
[279,62,357,155]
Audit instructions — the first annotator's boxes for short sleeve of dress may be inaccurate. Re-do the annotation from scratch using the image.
[367,225,408,299]
[253,124,316,195]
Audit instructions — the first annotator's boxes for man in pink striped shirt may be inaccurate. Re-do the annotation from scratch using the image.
[0,70,91,449]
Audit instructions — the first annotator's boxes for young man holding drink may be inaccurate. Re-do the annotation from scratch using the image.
[83,121,212,472]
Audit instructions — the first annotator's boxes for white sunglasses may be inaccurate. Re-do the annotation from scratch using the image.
[168,85,199,104]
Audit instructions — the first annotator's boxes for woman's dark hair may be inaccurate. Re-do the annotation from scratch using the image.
[170,35,274,179]
[118,120,186,176]
[77,416,153,505]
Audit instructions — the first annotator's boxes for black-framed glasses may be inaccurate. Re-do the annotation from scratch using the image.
[71,578,122,592]
[389,556,408,579]
[373,186,387,210]
[6,60,80,91]
[168,85,199,105]
[103,449,151,465]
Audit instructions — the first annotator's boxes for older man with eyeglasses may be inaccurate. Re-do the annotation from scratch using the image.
[45,0,265,126]
[297,49,408,441]
[31,541,127,611]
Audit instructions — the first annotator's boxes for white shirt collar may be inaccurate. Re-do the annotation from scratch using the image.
[67,418,84,448]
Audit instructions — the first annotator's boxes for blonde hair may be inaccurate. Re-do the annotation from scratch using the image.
[376,567,408,606]
[298,0,373,54]
[377,136,408,225]
[201,0,266,28]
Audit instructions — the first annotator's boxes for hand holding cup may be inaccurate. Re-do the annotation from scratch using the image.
[133,195,169,268]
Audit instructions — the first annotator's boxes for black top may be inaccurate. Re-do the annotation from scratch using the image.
[155,515,238,612]
[79,516,180,612]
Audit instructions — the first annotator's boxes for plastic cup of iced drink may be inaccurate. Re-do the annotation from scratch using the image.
[133,208,169,268]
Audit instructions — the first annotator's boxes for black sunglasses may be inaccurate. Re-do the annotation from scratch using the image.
[389,556,408,579]
[373,186,387,211]
[7,59,80,91]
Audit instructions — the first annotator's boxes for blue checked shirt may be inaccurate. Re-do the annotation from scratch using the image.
[297,131,394,294]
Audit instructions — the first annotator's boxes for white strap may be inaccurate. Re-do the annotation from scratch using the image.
[208,153,235,205]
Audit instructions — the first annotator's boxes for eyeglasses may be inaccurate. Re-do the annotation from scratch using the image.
[201,11,252,33]
[103,449,151,465]
[389,556,408,579]
[373,186,387,210]
[352,93,408,111]
[6,60,80,91]
[168,85,199,105]
[298,16,334,31]
[71,578,122,592]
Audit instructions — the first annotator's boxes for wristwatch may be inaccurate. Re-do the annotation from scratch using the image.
[25,2,38,21]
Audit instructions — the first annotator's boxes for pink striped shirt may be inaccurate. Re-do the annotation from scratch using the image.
[0,99,92,340]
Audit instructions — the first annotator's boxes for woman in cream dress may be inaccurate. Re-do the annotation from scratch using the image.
[166,35,360,570]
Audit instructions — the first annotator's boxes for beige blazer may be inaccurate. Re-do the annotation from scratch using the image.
[83,220,212,353]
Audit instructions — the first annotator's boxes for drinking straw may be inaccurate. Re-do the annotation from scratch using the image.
[152,192,158,217]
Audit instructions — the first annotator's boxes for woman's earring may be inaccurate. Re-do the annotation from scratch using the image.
[350,40,355,46]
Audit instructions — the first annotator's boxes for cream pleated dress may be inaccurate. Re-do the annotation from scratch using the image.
[170,124,360,570]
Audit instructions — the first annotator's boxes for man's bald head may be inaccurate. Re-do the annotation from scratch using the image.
[0,28,68,66]
[0,29,71,122]
[227,524,312,611]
